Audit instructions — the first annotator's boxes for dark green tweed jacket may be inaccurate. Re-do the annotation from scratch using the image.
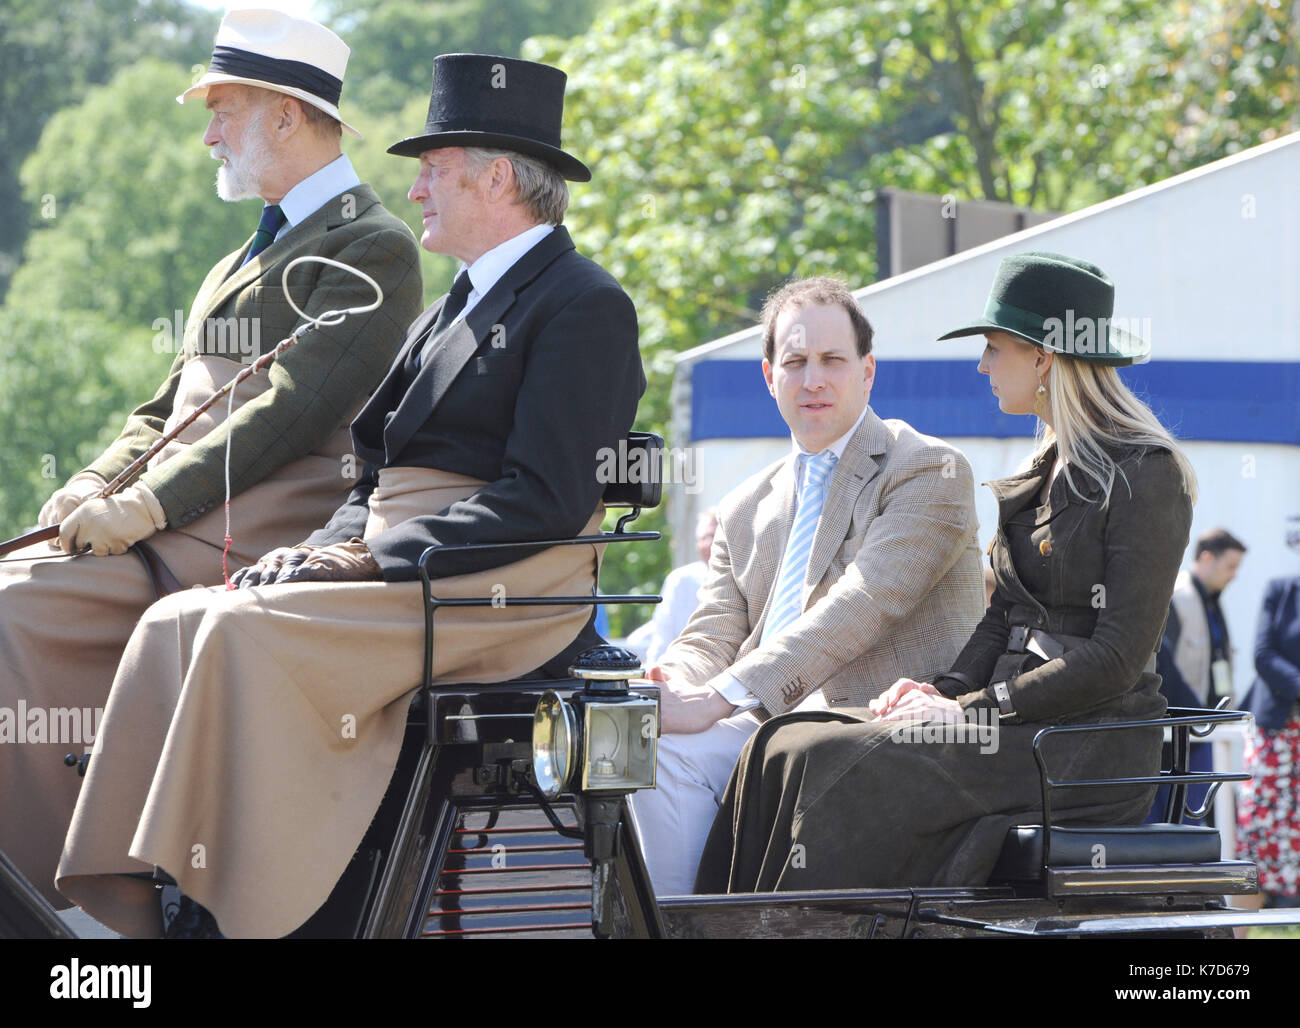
[87,183,423,527]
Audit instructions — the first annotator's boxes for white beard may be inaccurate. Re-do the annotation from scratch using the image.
[213,109,274,202]
[216,163,255,202]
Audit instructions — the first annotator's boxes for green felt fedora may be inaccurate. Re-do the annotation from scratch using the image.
[938,251,1149,365]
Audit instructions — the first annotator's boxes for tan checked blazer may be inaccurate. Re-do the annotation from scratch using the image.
[660,406,986,716]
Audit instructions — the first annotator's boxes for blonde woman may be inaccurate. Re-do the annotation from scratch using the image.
[695,252,1198,893]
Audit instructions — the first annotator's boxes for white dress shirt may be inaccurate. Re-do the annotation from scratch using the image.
[274,153,362,237]
[450,222,555,323]
[707,403,873,712]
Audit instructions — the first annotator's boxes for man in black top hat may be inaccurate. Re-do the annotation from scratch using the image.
[232,53,640,592]
[56,55,645,939]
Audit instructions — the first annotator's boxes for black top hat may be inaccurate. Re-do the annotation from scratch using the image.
[938,251,1149,365]
[388,54,591,182]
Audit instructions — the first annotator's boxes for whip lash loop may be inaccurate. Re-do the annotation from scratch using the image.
[0,256,385,570]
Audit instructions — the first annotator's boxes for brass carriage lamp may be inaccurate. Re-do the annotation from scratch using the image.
[533,646,658,798]
[533,646,660,937]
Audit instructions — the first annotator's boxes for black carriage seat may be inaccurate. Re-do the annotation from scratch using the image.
[985,706,1258,897]
[991,823,1222,880]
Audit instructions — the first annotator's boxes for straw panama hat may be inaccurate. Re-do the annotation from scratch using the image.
[178,8,362,140]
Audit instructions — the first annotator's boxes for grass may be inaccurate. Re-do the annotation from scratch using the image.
[1246,923,1300,939]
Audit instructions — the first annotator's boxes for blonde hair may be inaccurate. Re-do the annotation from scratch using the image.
[1031,357,1198,506]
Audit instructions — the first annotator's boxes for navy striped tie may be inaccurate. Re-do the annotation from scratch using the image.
[242,204,286,266]
[762,450,837,643]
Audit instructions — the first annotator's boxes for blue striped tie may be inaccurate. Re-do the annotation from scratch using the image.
[762,449,837,643]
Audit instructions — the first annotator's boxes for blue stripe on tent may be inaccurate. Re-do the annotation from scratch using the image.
[689,360,1300,445]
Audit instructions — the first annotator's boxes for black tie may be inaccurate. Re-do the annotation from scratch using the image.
[413,270,473,369]
[242,204,286,266]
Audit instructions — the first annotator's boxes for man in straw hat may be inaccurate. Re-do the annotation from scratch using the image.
[0,8,422,907]
[56,54,644,938]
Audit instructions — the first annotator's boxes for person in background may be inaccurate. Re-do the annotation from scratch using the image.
[1235,523,1300,910]
[626,509,718,665]
[1147,527,1246,824]
[1165,528,1246,708]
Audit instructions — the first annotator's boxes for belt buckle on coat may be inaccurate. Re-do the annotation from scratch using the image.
[1025,630,1060,662]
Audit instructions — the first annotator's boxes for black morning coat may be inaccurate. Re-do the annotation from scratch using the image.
[306,226,645,661]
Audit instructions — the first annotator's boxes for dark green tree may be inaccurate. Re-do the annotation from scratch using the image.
[0,306,156,534]
[0,0,217,298]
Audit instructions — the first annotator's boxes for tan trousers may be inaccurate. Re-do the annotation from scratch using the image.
[0,357,355,906]
[57,467,603,938]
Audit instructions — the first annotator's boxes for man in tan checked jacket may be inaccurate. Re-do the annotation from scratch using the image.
[629,277,986,896]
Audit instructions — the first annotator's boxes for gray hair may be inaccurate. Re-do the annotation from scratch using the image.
[461,147,569,225]
[296,98,342,140]
[240,85,341,141]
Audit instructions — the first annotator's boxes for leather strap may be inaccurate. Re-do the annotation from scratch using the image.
[132,541,184,600]
[1006,625,1090,660]
[1005,603,1097,637]
[934,670,979,698]
[992,680,1016,717]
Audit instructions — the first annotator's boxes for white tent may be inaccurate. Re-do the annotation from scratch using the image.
[669,130,1300,707]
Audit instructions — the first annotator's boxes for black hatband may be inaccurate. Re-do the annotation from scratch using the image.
[209,46,342,106]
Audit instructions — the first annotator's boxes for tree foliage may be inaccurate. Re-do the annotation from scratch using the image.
[12,60,250,331]
[0,306,157,534]
[0,0,216,297]
[320,0,603,116]
[1,0,1296,627]
[530,0,1298,627]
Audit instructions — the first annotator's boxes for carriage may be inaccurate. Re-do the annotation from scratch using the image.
[3,434,1297,941]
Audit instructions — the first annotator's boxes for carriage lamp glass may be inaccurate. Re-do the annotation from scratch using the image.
[532,690,658,797]
[578,695,658,792]
[533,691,577,799]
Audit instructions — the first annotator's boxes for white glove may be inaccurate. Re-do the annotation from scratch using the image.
[57,482,168,557]
[38,471,107,528]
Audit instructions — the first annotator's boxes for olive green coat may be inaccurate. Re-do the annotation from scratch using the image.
[88,184,423,527]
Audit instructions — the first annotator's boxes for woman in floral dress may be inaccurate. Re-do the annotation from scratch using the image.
[1237,564,1300,904]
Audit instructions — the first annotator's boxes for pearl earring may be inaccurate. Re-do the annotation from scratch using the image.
[1036,383,1047,396]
